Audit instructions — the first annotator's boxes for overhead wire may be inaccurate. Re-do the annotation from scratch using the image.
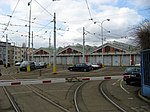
[31,1,54,21]
[1,1,149,45]
[34,21,53,35]
[34,0,53,17]
[85,0,93,21]
[3,0,21,33]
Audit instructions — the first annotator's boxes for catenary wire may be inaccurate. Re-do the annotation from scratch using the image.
[34,0,53,17]
[3,0,21,33]
[85,0,93,20]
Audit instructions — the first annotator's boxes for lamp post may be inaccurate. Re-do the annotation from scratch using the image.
[94,19,110,66]
[101,19,110,65]
[28,0,32,61]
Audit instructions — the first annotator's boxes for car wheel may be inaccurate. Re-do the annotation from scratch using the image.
[126,81,130,85]
[70,68,73,71]
[83,69,87,72]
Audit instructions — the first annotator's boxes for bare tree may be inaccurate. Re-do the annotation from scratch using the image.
[134,20,150,50]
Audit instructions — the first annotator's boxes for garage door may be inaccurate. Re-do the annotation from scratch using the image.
[112,55,120,66]
[104,56,111,66]
[121,55,130,66]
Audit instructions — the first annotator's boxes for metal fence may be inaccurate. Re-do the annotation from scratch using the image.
[141,49,150,97]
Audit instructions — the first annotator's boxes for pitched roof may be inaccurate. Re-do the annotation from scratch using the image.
[111,41,136,51]
[34,47,53,54]
[57,45,97,54]
[91,41,136,54]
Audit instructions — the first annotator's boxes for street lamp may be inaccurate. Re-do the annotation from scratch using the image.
[28,0,32,61]
[94,19,110,66]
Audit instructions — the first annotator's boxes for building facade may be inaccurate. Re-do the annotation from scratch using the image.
[0,41,34,65]
[0,41,12,64]
[33,41,140,66]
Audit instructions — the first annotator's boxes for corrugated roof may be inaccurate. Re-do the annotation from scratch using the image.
[34,41,137,55]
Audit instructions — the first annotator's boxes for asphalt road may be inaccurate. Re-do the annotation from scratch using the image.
[0,66,149,112]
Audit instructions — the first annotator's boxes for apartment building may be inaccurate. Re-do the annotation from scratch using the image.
[0,41,34,65]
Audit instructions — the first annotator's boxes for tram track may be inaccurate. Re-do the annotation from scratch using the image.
[3,86,22,112]
[2,84,71,112]
[26,85,70,112]
[1,72,71,112]
[99,80,150,112]
[74,81,113,112]
[99,80,127,112]
[74,81,89,112]
[74,80,127,112]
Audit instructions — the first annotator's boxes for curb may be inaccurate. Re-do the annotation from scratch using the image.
[138,90,150,104]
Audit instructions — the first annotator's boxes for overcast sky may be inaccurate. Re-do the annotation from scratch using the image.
[0,0,149,48]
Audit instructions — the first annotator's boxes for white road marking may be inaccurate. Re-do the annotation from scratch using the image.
[112,78,122,85]
[112,82,116,85]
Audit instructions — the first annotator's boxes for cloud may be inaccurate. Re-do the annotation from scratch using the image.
[128,0,150,8]
[0,0,146,48]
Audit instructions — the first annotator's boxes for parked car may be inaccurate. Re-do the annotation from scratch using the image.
[15,62,21,66]
[123,66,141,85]
[39,62,47,68]
[68,63,92,72]
[91,63,101,70]
[34,62,41,69]
[0,60,3,76]
[20,61,35,71]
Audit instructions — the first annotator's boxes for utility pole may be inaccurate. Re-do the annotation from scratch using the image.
[6,34,8,68]
[28,0,32,61]
[83,27,85,63]
[32,31,33,61]
[13,42,15,65]
[53,12,57,74]
[49,33,51,67]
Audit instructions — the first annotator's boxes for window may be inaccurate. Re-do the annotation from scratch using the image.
[105,46,110,52]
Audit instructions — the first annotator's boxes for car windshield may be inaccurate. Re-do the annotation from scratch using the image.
[39,62,44,64]
[21,61,28,65]
[35,62,39,65]
[126,67,140,72]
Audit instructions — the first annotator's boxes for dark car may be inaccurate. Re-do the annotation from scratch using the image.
[0,60,3,76]
[39,62,47,68]
[123,66,141,85]
[20,61,35,71]
[68,63,92,72]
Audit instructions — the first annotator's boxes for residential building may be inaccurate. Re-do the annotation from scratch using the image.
[0,41,35,65]
[0,41,12,64]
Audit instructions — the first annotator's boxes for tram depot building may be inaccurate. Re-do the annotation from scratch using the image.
[33,41,140,66]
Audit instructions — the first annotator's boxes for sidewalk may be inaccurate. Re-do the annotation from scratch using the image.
[138,90,150,104]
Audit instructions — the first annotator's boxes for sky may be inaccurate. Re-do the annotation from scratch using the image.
[0,0,150,48]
